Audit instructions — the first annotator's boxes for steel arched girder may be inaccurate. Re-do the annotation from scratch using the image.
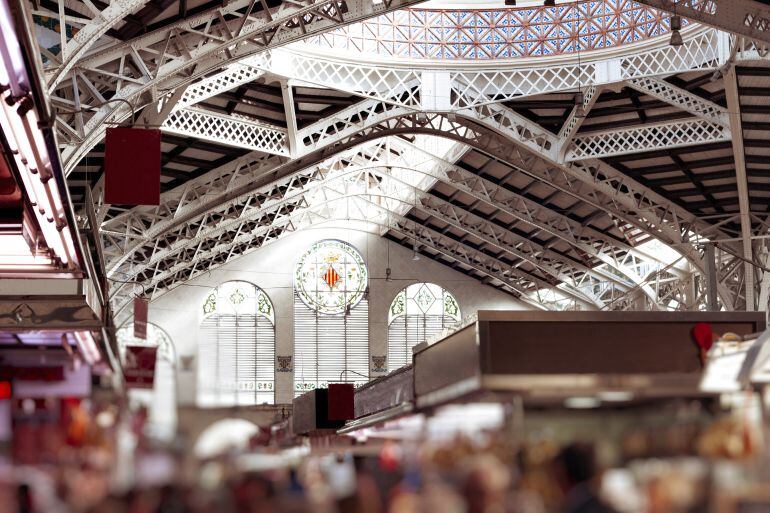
[106,105,684,304]
[109,192,558,314]
[64,24,728,174]
[42,0,153,91]
[103,125,656,304]
[108,163,608,309]
[105,91,737,308]
[57,0,426,173]
[103,127,644,294]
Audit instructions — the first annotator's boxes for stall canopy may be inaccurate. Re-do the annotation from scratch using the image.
[413,311,766,409]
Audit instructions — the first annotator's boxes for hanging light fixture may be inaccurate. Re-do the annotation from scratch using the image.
[669,15,683,47]
[386,240,392,281]
[574,90,586,119]
[544,0,556,6]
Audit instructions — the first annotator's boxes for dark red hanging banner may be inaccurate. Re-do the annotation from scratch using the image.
[123,346,157,389]
[104,128,161,205]
[133,297,149,340]
[327,383,355,421]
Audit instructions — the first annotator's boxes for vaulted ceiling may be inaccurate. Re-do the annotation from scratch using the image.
[25,0,770,320]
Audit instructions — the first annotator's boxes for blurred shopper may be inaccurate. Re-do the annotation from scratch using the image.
[554,443,618,513]
[155,484,191,513]
[461,454,511,513]
[16,484,33,513]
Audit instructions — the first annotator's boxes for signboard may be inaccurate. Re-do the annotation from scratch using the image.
[104,128,161,205]
[123,345,157,388]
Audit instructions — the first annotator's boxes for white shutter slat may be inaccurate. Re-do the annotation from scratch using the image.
[388,314,457,373]
[294,292,369,396]
[198,284,275,406]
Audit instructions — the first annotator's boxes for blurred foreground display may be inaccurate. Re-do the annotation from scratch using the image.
[2,312,770,513]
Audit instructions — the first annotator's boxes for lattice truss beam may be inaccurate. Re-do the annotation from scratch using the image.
[44,2,760,313]
[103,101,719,314]
[114,22,766,310]
[156,27,733,166]
[105,82,750,313]
[42,0,428,173]
[106,134,679,317]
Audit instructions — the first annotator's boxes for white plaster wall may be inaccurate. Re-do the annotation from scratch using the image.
[147,226,530,405]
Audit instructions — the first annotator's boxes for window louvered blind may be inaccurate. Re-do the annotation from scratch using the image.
[294,292,369,396]
[198,313,275,406]
[388,313,457,372]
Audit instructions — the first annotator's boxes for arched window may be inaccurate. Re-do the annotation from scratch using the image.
[198,281,275,406]
[294,240,369,395]
[117,322,177,441]
[387,282,461,372]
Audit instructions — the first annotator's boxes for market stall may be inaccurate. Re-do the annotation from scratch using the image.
[314,311,770,513]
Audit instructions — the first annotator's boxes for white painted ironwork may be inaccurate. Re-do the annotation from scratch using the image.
[281,80,300,157]
[53,0,428,173]
[176,65,267,112]
[724,65,755,311]
[633,0,770,45]
[626,76,730,126]
[565,118,731,161]
[163,108,289,156]
[103,83,735,307]
[36,0,151,90]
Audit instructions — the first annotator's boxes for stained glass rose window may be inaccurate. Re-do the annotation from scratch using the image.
[294,240,368,315]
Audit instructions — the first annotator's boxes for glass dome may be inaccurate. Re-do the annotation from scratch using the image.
[302,0,685,61]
